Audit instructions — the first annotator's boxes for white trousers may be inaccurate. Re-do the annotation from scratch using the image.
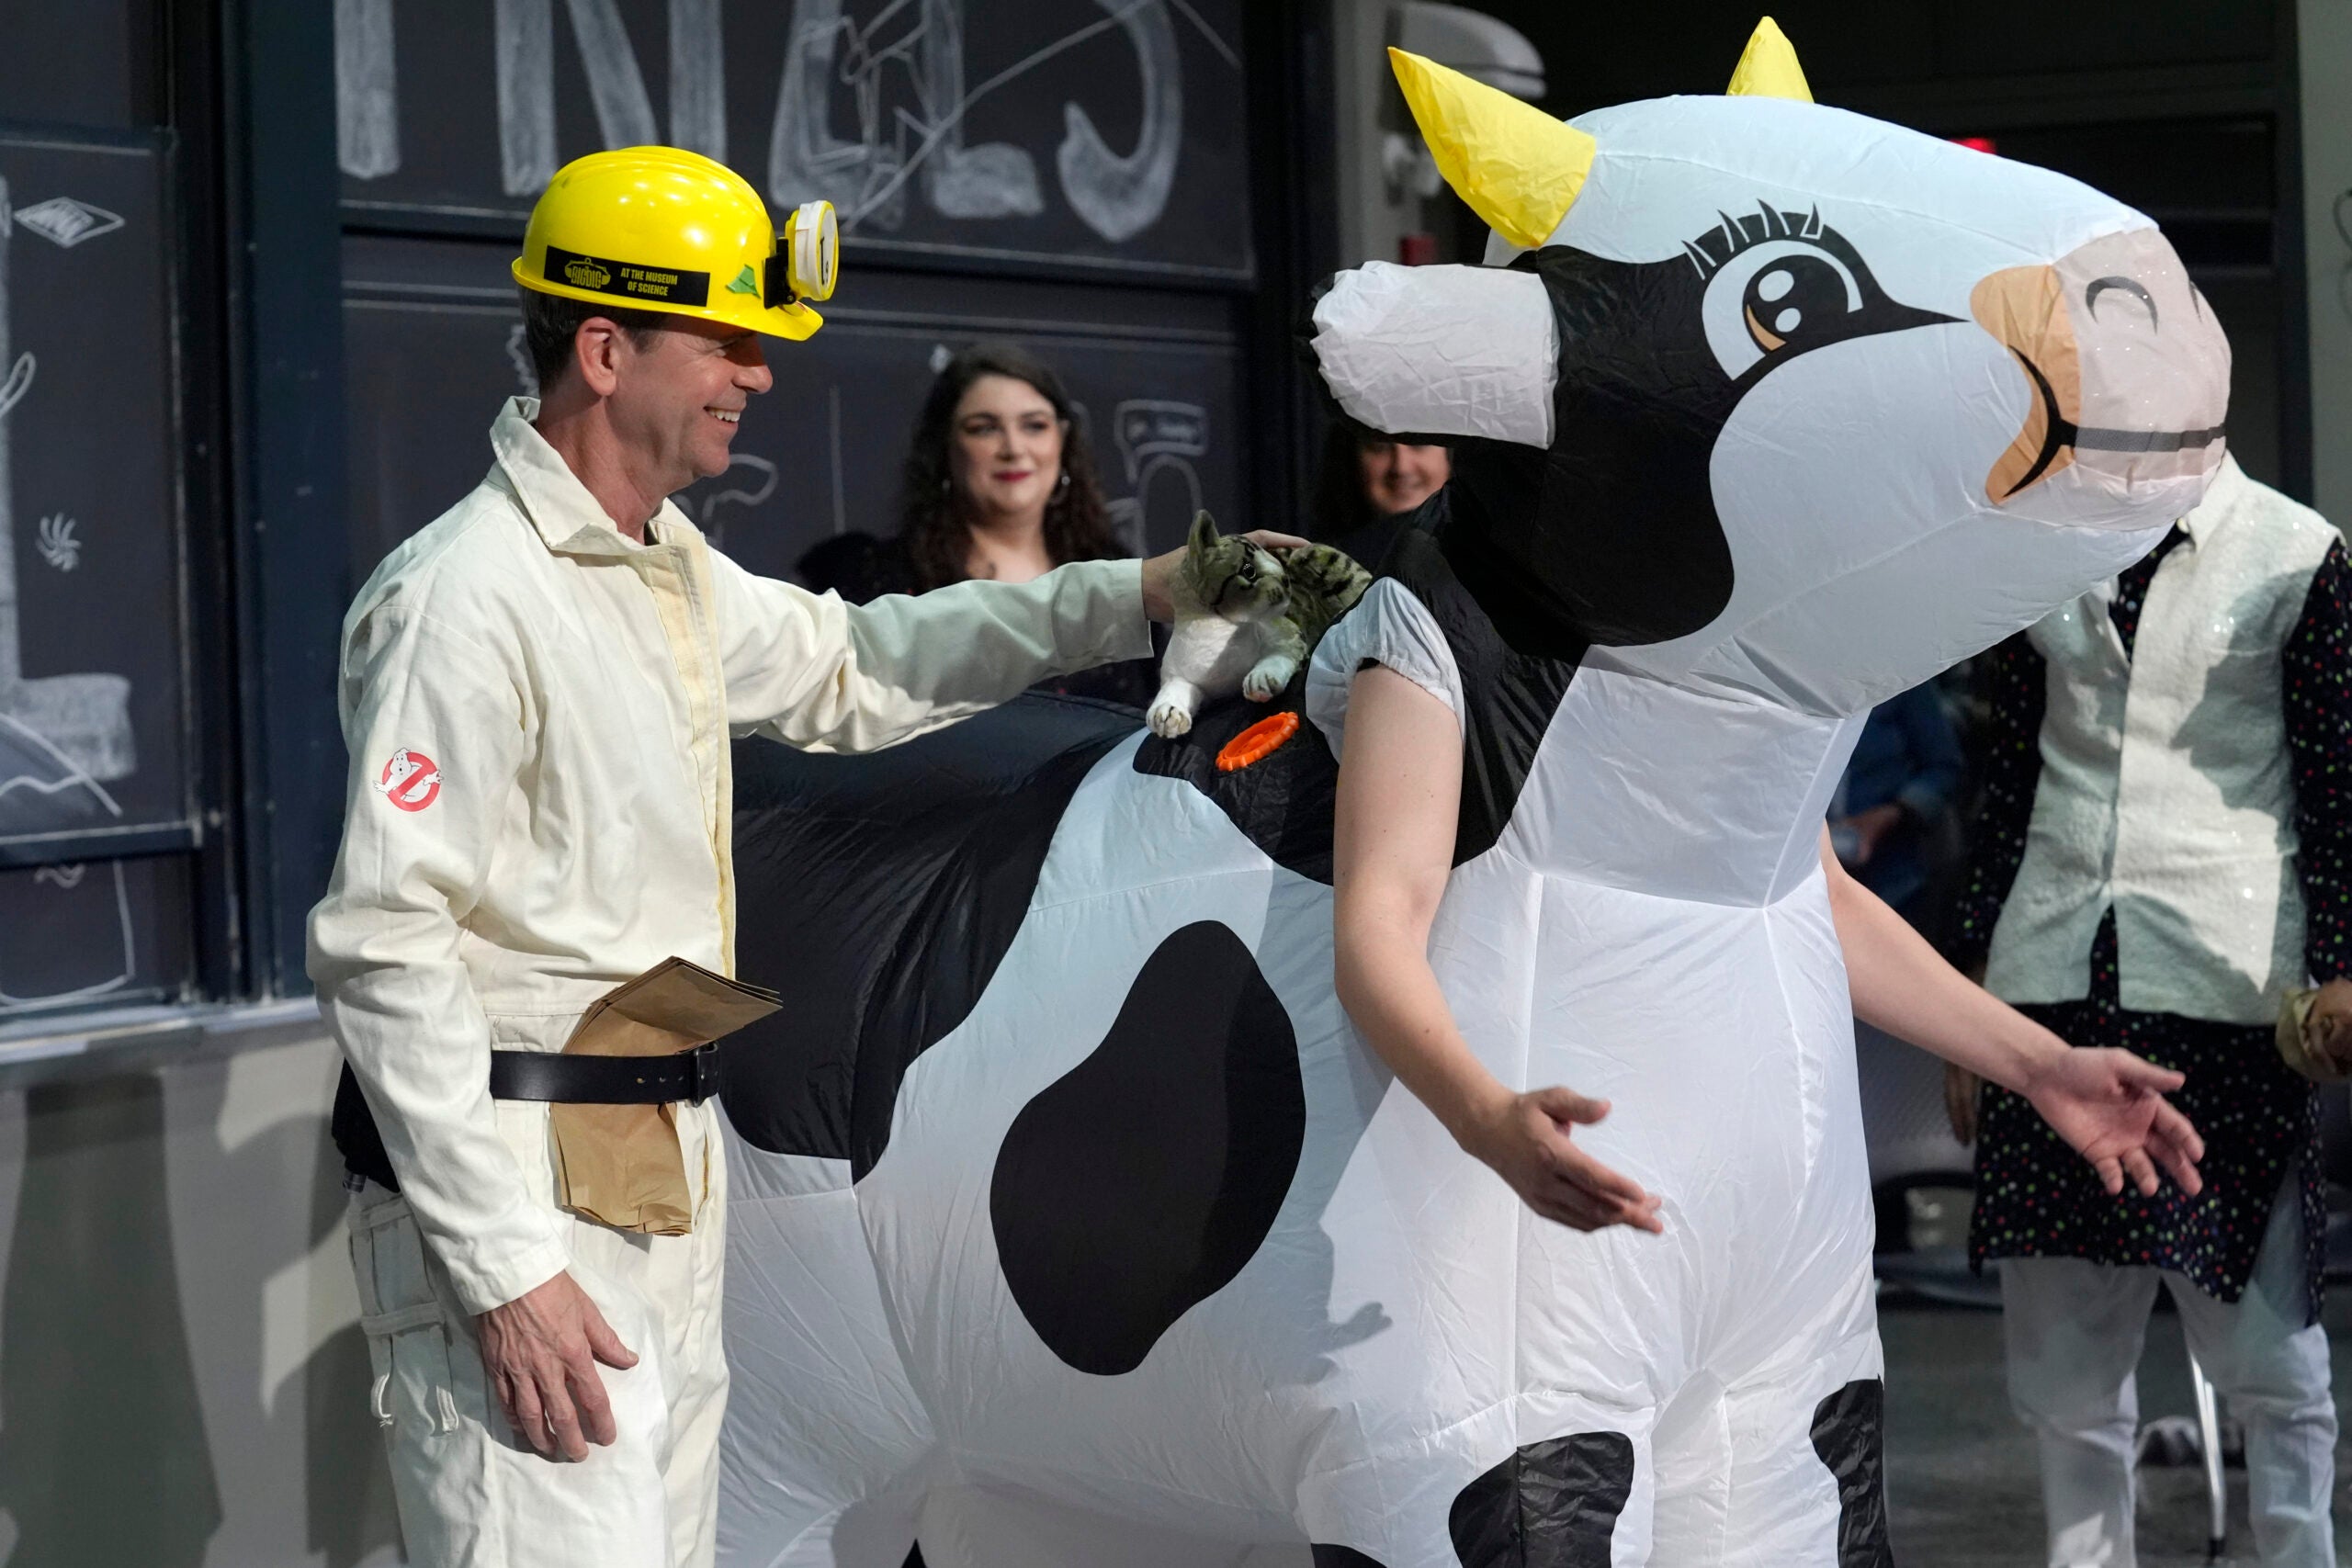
[2000,1175,2336,1568]
[347,1100,730,1568]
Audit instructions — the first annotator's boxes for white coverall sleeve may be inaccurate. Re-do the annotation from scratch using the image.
[307,605,571,1315]
[707,550,1154,750]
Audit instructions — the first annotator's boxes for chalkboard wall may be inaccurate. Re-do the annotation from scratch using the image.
[0,133,190,860]
[337,0,1252,282]
[0,130,201,1013]
[336,0,1263,593]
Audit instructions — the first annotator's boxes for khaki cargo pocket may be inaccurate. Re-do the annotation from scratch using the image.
[348,1192,463,1437]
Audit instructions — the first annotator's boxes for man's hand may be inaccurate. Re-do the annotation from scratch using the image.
[1456,1086,1667,1235]
[1139,530,1310,622]
[2020,1047,2205,1199]
[476,1269,639,1461]
[2303,978,2352,1076]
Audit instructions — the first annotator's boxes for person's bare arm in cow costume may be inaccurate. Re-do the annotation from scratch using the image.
[1334,663,1666,1233]
[1819,829,2204,1197]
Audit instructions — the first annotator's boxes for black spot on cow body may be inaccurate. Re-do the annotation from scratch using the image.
[1448,1430,1635,1568]
[1810,1379,1894,1567]
[990,921,1305,1376]
[722,694,1137,1175]
[1132,685,1340,884]
[1312,1547,1392,1568]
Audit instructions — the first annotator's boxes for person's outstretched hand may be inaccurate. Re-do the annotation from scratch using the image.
[477,1269,639,1461]
[2020,1048,2205,1199]
[1457,1087,1666,1234]
[1140,529,1309,622]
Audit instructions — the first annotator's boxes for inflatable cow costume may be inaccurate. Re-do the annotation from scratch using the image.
[715,24,2229,1567]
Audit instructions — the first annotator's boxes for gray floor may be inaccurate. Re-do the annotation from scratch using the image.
[1882,1283,2352,1565]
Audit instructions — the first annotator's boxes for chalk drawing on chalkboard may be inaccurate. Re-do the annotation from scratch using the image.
[0,857,136,1007]
[0,355,27,422]
[0,174,137,838]
[0,711,122,837]
[336,0,401,179]
[773,0,1222,243]
[335,0,1236,253]
[496,0,665,197]
[34,515,77,572]
[1103,398,1206,554]
[12,197,124,250]
[689,452,778,549]
[504,322,539,398]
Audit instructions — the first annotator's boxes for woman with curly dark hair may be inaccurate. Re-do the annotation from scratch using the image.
[797,341,1155,705]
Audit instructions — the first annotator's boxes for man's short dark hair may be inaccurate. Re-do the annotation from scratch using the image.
[518,288,669,393]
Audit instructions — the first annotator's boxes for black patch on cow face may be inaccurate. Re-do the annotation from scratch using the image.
[1810,1379,1894,1567]
[989,921,1304,1376]
[723,694,1136,1174]
[1431,210,1948,657]
[1132,683,1340,884]
[1312,1547,1392,1568]
[1448,1430,1635,1567]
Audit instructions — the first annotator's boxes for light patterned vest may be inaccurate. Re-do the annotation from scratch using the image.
[1984,457,2339,1024]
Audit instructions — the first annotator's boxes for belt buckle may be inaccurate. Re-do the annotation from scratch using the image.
[686,1042,721,1105]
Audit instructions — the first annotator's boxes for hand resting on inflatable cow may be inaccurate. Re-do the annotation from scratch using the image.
[716,21,2231,1567]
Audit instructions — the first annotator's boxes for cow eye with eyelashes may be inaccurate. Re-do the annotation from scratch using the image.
[1685,206,1952,382]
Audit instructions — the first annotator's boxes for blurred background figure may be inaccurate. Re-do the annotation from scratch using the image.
[797,341,1157,707]
[1946,457,2347,1568]
[1829,680,1965,931]
[1310,413,1450,567]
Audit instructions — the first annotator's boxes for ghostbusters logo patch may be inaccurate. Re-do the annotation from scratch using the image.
[375,749,443,812]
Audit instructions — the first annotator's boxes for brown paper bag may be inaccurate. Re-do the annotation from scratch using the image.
[548,957,779,1234]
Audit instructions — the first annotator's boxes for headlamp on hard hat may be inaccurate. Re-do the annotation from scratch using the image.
[765,200,839,309]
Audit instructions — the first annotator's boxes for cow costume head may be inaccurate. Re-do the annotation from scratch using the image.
[1313,29,2224,705]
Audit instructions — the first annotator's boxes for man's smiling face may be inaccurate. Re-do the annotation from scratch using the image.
[605,314,774,495]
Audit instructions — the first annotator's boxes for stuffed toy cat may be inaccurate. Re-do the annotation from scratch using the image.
[1146,512,1370,739]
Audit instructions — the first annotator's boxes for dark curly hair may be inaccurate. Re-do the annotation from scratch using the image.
[897,342,1121,591]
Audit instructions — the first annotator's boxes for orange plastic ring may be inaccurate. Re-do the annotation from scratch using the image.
[1216,710,1301,773]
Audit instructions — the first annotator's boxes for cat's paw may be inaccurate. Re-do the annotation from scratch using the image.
[1243,657,1298,702]
[1148,699,1194,739]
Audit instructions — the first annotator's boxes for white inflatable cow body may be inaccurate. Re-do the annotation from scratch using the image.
[715,33,2228,1568]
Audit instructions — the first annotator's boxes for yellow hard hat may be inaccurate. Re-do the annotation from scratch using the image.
[511,145,837,342]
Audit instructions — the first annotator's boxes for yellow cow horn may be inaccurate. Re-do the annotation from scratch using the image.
[1388,46,1596,252]
[1725,17,1813,101]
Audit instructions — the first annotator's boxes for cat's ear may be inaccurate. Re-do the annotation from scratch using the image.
[1187,510,1220,554]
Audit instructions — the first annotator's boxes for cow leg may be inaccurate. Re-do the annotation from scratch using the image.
[1656,1329,1888,1568]
[913,1486,1311,1568]
[718,1155,938,1568]
[1296,1405,1657,1568]
[759,1495,922,1568]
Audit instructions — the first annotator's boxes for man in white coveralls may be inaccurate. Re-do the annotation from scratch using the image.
[307,146,1277,1568]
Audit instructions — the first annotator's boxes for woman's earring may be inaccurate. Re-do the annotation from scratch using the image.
[939,476,951,495]
[1055,470,1071,495]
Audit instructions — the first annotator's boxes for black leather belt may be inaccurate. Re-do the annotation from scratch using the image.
[488,1043,723,1105]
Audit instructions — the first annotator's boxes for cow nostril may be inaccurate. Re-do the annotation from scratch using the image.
[2084,276,2158,331]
